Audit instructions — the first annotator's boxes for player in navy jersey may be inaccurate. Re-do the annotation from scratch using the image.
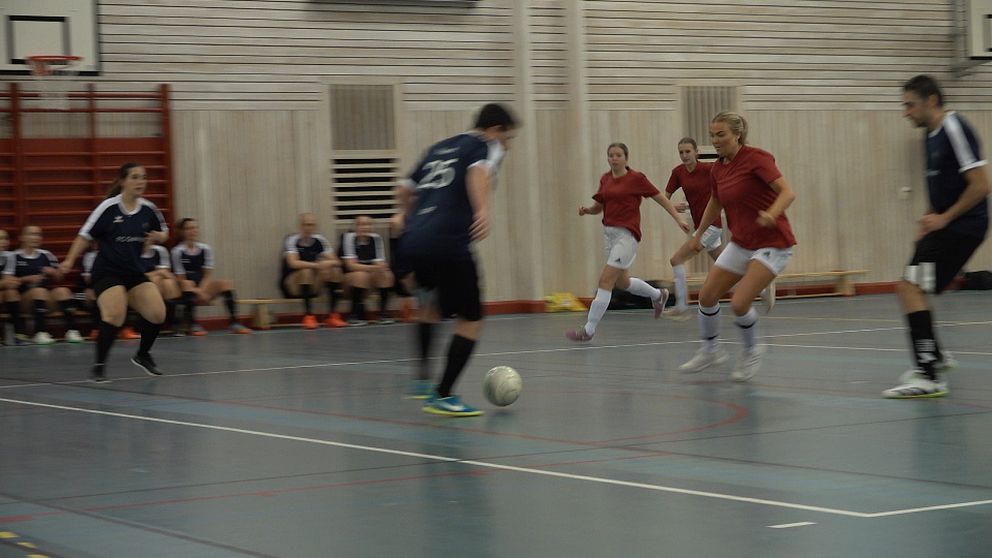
[0,229,15,344]
[171,218,251,335]
[883,75,991,399]
[342,215,395,325]
[75,244,101,339]
[60,162,169,382]
[281,213,346,329]
[140,238,183,335]
[395,103,518,417]
[3,226,82,344]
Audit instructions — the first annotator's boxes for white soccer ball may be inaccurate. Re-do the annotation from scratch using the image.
[483,366,522,407]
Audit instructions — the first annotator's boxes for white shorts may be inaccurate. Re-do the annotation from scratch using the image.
[603,226,638,270]
[714,241,793,276]
[699,225,723,252]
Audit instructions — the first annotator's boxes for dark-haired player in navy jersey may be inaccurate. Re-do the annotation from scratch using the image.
[395,102,518,417]
[60,162,169,382]
[171,218,250,335]
[883,75,990,399]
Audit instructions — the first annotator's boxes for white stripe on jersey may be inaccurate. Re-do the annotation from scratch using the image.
[152,245,171,268]
[341,232,385,262]
[1,251,12,275]
[170,244,186,275]
[78,195,169,239]
[942,112,988,173]
[285,233,334,256]
[467,139,505,174]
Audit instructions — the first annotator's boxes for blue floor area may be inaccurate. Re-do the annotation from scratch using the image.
[0,293,990,557]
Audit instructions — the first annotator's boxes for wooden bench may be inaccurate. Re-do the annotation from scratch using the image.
[240,298,324,329]
[681,269,869,300]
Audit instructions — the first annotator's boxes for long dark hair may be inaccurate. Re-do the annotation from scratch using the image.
[106,162,141,198]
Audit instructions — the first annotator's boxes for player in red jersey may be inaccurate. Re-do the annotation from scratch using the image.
[678,113,796,381]
[566,143,689,341]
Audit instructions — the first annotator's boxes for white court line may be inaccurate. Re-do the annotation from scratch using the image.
[725,342,992,358]
[1,395,990,519]
[2,321,991,391]
[768,522,816,529]
[0,395,869,518]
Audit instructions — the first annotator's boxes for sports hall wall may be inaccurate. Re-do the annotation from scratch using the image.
[5,0,992,307]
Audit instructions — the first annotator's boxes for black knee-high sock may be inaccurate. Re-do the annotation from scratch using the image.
[165,298,179,330]
[6,301,23,335]
[379,287,390,314]
[183,292,196,329]
[417,322,435,380]
[33,299,47,333]
[96,321,120,365]
[350,287,365,320]
[88,300,102,329]
[907,310,942,380]
[137,317,160,357]
[222,290,238,324]
[301,284,313,315]
[58,300,77,331]
[437,335,476,398]
[328,282,341,315]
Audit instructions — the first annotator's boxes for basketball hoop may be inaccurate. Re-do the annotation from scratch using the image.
[26,55,82,110]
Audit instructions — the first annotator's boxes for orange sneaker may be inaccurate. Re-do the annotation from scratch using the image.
[324,313,347,328]
[119,326,140,340]
[88,328,99,340]
[190,324,207,336]
[400,300,414,323]
[302,315,319,330]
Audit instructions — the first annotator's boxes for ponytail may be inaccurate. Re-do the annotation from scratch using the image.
[106,162,141,198]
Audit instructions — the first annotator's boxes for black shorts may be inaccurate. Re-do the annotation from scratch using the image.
[92,274,151,298]
[908,229,985,294]
[408,256,482,321]
[17,279,49,294]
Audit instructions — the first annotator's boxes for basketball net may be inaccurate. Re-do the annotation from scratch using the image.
[26,55,82,111]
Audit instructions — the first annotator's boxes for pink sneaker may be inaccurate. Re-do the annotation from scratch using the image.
[652,288,670,319]
[565,327,593,342]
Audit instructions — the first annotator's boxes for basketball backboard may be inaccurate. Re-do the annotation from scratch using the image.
[0,0,99,75]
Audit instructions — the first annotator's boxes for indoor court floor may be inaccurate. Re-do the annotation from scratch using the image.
[0,292,990,557]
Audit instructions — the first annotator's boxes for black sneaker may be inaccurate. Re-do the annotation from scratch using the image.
[90,364,110,383]
[131,353,162,376]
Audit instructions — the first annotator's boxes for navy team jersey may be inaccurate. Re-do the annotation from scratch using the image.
[926,112,989,238]
[341,232,385,265]
[140,245,172,274]
[398,131,504,260]
[6,249,59,278]
[171,242,214,284]
[281,233,333,279]
[80,195,168,278]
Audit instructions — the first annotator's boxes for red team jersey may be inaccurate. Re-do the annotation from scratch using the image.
[665,161,722,229]
[592,169,661,242]
[710,145,796,250]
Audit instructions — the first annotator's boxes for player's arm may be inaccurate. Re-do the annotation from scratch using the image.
[691,198,723,250]
[920,166,991,233]
[757,177,796,228]
[578,201,603,216]
[395,182,416,219]
[650,193,690,233]
[467,165,492,241]
[61,236,90,274]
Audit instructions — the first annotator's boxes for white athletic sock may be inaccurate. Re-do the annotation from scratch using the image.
[734,307,758,351]
[625,277,661,301]
[673,264,687,309]
[699,302,721,352]
[584,288,612,336]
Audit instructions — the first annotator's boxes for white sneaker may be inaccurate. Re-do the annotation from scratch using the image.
[884,370,948,399]
[898,352,957,384]
[760,282,776,315]
[652,288,670,319]
[33,332,55,345]
[679,347,729,373]
[731,346,763,382]
[64,329,84,343]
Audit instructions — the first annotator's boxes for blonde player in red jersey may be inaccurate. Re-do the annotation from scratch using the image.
[679,113,796,381]
[566,143,690,342]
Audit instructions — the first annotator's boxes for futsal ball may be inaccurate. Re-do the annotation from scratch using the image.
[483,366,522,407]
